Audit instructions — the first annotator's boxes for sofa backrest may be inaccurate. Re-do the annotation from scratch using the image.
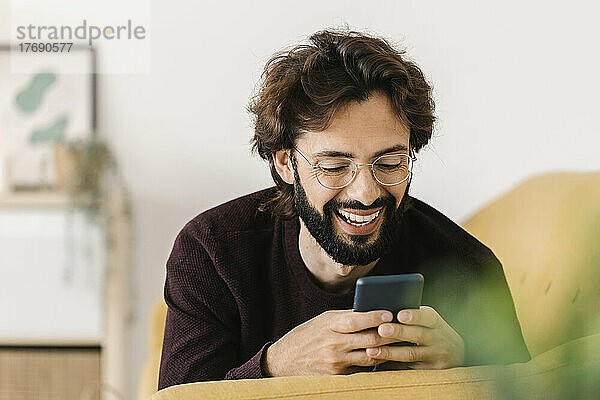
[462,171,600,356]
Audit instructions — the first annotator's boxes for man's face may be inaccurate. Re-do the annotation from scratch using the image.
[292,92,412,266]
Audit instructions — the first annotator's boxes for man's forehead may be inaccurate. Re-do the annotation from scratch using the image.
[311,143,409,159]
[295,91,410,158]
[297,130,410,159]
[328,92,409,132]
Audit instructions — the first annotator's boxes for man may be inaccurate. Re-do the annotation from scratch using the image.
[158,28,529,390]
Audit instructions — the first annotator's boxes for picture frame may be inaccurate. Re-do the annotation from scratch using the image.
[0,44,96,193]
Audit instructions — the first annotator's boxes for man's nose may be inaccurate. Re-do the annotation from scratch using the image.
[343,166,381,207]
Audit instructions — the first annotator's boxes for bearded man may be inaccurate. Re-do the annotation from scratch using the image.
[158,28,529,390]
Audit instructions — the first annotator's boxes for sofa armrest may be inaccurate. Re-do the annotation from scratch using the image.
[151,333,600,400]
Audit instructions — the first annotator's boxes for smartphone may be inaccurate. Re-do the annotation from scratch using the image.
[353,273,424,371]
[353,273,424,317]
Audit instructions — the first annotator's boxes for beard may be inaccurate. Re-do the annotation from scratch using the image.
[292,167,412,266]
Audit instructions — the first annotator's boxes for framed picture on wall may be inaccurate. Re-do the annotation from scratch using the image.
[0,45,96,193]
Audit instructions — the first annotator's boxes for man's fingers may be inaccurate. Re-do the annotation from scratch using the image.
[377,323,434,345]
[346,349,388,367]
[346,327,399,350]
[330,310,393,333]
[366,344,430,363]
[397,306,443,329]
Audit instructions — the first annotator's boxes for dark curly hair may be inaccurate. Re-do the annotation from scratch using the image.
[249,28,436,219]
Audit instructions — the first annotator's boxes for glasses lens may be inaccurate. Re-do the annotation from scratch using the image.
[316,159,355,188]
[373,155,411,185]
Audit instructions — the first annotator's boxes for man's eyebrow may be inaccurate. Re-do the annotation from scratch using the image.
[312,144,409,159]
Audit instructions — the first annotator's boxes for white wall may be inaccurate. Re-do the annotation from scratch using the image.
[2,1,600,399]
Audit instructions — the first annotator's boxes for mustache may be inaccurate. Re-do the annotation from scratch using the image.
[323,195,396,213]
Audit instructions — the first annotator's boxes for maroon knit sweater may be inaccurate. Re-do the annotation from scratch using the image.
[158,187,529,390]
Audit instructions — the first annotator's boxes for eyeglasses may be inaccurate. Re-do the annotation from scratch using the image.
[293,147,416,190]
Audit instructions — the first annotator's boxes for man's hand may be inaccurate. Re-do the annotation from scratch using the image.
[364,306,464,369]
[264,309,400,376]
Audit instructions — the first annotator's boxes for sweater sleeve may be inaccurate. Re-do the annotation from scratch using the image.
[223,340,275,380]
[157,222,272,391]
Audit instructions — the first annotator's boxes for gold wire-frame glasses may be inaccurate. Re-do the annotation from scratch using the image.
[292,147,417,190]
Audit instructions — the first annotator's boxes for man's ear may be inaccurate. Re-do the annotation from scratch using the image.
[272,149,295,185]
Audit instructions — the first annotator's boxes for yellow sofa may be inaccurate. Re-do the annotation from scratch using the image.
[140,171,600,400]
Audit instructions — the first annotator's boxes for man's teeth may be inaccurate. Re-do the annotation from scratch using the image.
[337,209,380,226]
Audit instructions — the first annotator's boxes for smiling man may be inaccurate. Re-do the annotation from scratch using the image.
[158,29,529,390]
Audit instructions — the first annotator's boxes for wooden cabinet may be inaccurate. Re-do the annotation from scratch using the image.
[0,189,130,400]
